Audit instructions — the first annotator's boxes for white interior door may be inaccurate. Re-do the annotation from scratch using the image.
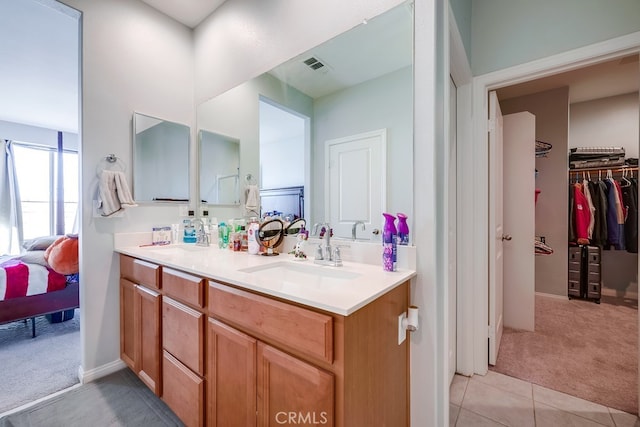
[503,112,536,331]
[448,76,458,384]
[488,91,504,365]
[325,129,386,239]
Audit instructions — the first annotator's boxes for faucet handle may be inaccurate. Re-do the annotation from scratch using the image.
[315,244,324,260]
[332,246,343,266]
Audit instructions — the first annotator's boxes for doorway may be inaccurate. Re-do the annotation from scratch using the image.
[258,97,310,220]
[466,39,640,413]
[0,0,81,414]
[487,60,639,413]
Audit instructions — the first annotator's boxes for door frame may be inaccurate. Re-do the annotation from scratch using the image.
[460,31,640,376]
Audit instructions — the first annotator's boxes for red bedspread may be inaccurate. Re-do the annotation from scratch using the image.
[0,260,67,301]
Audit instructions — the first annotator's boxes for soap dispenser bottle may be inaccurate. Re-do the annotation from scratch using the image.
[382,213,397,271]
[397,213,409,245]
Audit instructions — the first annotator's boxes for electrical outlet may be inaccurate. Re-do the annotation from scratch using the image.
[179,204,189,217]
[398,313,406,345]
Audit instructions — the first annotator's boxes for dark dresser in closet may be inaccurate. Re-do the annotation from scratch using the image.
[568,245,601,304]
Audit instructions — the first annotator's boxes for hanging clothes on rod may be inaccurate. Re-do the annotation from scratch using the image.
[569,167,638,253]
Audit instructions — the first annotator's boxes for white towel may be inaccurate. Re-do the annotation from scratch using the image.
[98,170,137,216]
[245,184,260,213]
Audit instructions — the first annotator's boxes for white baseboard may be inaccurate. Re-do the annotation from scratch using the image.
[78,359,127,384]
[535,292,567,300]
[601,287,638,300]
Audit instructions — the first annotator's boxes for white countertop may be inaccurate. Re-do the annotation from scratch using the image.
[114,241,416,316]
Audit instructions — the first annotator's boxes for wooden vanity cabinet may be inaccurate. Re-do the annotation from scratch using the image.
[161,270,206,427]
[207,279,408,427]
[206,303,335,427]
[120,254,409,427]
[119,255,162,396]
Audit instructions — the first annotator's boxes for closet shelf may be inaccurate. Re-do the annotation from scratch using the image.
[535,140,552,157]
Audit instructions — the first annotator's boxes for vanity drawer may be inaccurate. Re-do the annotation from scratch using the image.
[162,268,205,308]
[162,351,204,427]
[208,281,333,364]
[120,255,161,290]
[163,297,205,376]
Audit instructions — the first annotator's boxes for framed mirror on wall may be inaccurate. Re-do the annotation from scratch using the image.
[196,2,413,239]
[198,129,240,205]
[133,112,190,202]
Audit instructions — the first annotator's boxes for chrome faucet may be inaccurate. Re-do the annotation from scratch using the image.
[352,221,366,240]
[192,219,210,247]
[312,222,341,265]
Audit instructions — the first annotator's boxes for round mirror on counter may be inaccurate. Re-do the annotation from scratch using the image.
[285,218,306,236]
[257,218,284,256]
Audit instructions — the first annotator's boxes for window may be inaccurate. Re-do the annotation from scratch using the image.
[13,143,78,240]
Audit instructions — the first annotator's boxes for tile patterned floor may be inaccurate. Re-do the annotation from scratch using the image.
[450,371,640,427]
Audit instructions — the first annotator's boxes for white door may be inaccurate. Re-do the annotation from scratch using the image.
[488,91,504,365]
[325,129,386,239]
[503,112,536,331]
[448,76,458,384]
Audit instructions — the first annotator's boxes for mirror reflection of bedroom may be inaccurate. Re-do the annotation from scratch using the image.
[0,0,81,414]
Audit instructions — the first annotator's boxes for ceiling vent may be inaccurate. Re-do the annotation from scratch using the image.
[303,56,325,71]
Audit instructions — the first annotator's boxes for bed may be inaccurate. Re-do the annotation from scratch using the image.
[0,236,80,337]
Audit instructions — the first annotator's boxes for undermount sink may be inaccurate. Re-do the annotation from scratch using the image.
[239,261,361,283]
[145,244,210,255]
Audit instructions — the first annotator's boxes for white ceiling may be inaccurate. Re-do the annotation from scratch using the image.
[1,0,638,137]
[0,0,79,133]
[139,0,226,28]
[268,4,413,99]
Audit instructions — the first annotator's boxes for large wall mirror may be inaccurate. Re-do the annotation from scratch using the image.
[196,3,413,238]
[199,129,240,205]
[133,112,190,202]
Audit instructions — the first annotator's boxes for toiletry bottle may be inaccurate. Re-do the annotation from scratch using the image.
[183,218,196,244]
[218,222,229,249]
[397,213,409,245]
[247,218,260,255]
[382,213,397,271]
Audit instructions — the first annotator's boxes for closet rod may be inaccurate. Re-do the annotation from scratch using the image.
[569,166,638,173]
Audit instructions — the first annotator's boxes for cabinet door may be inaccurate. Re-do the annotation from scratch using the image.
[136,285,162,396]
[257,342,334,427]
[120,278,137,371]
[207,318,257,427]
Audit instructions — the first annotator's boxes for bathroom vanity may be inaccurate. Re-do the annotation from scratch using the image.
[116,242,416,427]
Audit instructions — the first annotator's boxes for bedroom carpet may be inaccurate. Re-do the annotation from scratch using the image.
[0,310,80,414]
[0,368,183,427]
[490,294,638,415]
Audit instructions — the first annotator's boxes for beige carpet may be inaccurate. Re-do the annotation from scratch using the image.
[491,295,638,414]
[0,311,80,413]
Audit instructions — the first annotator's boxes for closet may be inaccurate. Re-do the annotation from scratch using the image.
[568,162,639,303]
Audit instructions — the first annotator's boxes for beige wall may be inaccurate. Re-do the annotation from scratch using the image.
[500,87,570,296]
[570,93,639,298]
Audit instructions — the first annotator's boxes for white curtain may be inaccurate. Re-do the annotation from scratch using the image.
[0,140,23,255]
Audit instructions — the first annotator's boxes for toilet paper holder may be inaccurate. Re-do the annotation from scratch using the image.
[403,305,419,331]
[398,305,419,345]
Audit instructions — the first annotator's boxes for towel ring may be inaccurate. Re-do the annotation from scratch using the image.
[245,173,256,185]
[96,154,126,178]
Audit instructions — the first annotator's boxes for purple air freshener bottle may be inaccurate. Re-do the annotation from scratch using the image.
[397,213,409,245]
[382,213,397,271]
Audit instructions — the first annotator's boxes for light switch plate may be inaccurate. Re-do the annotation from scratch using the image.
[398,313,406,345]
